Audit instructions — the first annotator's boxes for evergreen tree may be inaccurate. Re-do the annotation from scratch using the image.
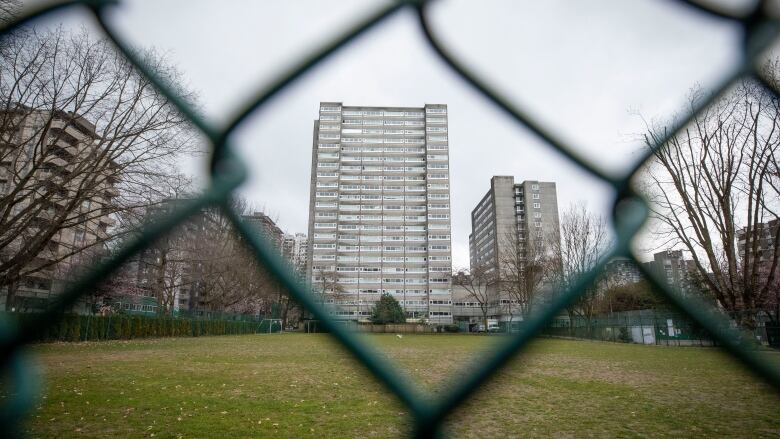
[371,293,406,324]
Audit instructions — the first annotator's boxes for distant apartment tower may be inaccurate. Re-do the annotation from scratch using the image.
[469,177,560,275]
[243,211,284,252]
[0,108,118,312]
[306,102,452,323]
[134,199,206,313]
[738,219,779,266]
[643,249,696,294]
[603,257,644,286]
[282,232,308,277]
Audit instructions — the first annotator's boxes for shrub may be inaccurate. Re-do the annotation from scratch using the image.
[444,324,459,333]
[618,327,632,343]
[371,293,406,324]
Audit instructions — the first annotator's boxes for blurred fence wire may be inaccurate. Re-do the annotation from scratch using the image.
[2,0,780,437]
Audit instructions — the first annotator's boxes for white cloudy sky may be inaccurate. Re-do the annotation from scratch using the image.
[28,0,744,267]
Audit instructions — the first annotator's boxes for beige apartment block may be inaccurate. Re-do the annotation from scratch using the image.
[0,108,118,312]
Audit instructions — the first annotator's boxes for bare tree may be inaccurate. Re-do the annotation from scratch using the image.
[132,198,288,320]
[497,230,551,322]
[311,267,346,311]
[0,27,198,310]
[549,203,611,335]
[453,265,496,332]
[641,68,780,329]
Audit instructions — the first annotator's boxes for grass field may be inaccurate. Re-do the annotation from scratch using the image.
[16,334,780,438]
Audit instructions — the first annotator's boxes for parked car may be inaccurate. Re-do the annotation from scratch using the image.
[475,320,501,333]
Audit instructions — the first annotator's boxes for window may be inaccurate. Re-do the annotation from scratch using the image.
[532,184,539,190]
[533,193,540,199]
[533,203,541,209]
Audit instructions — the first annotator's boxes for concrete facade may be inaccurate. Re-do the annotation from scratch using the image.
[643,250,696,294]
[469,177,559,276]
[282,232,308,278]
[242,212,284,252]
[306,102,452,323]
[603,257,644,286]
[738,219,779,266]
[0,109,118,313]
[464,177,560,323]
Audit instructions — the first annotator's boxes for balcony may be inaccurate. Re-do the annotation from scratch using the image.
[104,187,119,199]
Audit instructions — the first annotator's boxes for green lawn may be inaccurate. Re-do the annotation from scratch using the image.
[16,334,780,438]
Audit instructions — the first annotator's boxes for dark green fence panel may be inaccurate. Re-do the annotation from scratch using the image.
[1,1,780,437]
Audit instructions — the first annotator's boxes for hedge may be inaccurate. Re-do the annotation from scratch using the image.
[10,313,265,343]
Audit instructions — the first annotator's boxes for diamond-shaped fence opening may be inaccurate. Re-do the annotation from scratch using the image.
[1,1,780,437]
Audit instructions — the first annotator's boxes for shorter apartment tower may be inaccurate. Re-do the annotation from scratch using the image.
[603,257,644,286]
[464,176,560,324]
[0,108,118,312]
[469,177,560,275]
[643,250,696,294]
[243,212,284,252]
[738,219,779,266]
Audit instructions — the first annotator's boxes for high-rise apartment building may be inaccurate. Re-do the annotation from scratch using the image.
[306,102,452,323]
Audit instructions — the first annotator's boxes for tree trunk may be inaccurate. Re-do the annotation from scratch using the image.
[3,276,18,311]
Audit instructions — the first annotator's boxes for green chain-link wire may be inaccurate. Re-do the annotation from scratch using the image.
[1,1,779,437]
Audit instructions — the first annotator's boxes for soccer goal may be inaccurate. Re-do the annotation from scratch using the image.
[258,318,283,334]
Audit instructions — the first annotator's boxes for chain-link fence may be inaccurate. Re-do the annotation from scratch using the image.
[542,309,777,347]
[2,1,780,437]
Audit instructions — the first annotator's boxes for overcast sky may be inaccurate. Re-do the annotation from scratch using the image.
[34,0,742,267]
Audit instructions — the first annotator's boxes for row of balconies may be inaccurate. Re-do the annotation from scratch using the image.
[317,165,428,174]
[331,256,429,263]
[331,247,441,253]
[338,110,425,118]
[335,279,440,286]
[339,156,426,163]
[332,217,443,224]
[338,137,426,145]
[336,267,432,274]
[336,146,425,154]
[332,185,428,192]
[315,215,448,225]
[333,235,431,242]
[49,119,91,141]
[340,129,426,136]
[333,195,427,201]
[341,119,425,127]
